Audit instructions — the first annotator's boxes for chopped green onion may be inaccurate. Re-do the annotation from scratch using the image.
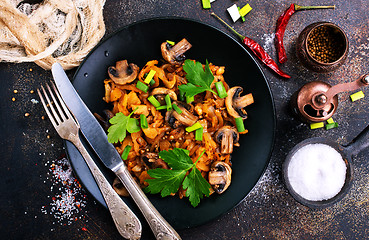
[235,117,245,132]
[310,122,324,129]
[239,4,252,17]
[325,122,338,130]
[156,105,167,110]
[214,81,228,98]
[148,95,161,108]
[186,122,202,132]
[179,89,186,101]
[140,114,148,129]
[238,7,246,22]
[172,103,183,114]
[136,81,149,93]
[202,0,211,9]
[166,40,175,46]
[186,95,194,103]
[350,91,365,102]
[144,69,156,84]
[121,145,132,160]
[327,118,334,124]
[149,79,155,86]
[195,127,203,141]
[165,94,172,111]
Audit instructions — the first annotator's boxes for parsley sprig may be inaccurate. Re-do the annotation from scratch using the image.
[107,108,140,144]
[178,59,217,98]
[145,148,211,207]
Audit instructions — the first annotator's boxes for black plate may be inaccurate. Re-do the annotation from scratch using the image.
[65,17,275,229]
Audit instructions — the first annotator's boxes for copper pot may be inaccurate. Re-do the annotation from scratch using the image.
[296,22,349,73]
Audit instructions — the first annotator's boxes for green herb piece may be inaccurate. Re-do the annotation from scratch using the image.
[195,127,203,141]
[145,148,211,207]
[178,88,185,101]
[149,79,155,86]
[202,0,211,9]
[235,117,245,132]
[121,145,132,160]
[178,59,216,98]
[144,69,156,84]
[165,94,172,111]
[214,81,228,98]
[310,122,324,129]
[140,114,148,129]
[136,81,149,93]
[350,91,365,102]
[166,40,175,46]
[186,95,194,103]
[327,117,334,124]
[107,109,140,144]
[239,4,252,17]
[156,105,167,110]
[186,122,202,132]
[172,103,183,114]
[326,122,338,130]
[148,95,161,108]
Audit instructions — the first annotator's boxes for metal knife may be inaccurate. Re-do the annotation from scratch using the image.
[52,63,181,240]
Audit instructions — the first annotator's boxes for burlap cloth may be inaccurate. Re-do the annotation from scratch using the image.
[0,0,106,70]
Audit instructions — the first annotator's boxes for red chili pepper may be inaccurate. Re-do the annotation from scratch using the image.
[275,4,335,64]
[211,13,290,79]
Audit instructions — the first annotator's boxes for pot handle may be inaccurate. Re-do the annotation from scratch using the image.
[345,124,369,157]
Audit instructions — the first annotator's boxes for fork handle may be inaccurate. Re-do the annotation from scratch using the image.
[73,139,142,240]
[115,166,181,240]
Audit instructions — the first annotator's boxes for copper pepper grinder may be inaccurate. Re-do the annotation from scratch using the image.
[291,74,369,122]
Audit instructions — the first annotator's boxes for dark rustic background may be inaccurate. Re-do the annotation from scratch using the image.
[1,0,369,239]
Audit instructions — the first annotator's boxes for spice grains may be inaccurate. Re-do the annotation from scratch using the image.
[307,25,345,63]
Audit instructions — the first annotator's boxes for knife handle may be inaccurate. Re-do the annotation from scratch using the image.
[115,166,182,240]
[73,138,142,240]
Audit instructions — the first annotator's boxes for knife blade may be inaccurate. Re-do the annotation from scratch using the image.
[52,63,181,240]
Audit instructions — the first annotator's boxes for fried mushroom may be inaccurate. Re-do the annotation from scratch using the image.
[108,60,139,85]
[215,126,239,154]
[112,177,129,197]
[208,161,232,194]
[161,38,192,65]
[225,86,254,119]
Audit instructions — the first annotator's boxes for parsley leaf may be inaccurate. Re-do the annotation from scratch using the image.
[178,59,217,97]
[107,109,140,144]
[145,148,211,207]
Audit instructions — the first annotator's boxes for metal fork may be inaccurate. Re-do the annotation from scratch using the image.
[37,82,142,240]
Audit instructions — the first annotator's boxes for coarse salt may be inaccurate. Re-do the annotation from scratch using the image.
[287,143,347,201]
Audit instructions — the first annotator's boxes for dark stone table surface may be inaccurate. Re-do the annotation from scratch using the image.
[1,0,369,239]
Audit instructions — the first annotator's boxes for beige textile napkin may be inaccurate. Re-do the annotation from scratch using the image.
[0,0,106,70]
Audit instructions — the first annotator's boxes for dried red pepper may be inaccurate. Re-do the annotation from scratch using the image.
[211,13,290,79]
[275,4,335,64]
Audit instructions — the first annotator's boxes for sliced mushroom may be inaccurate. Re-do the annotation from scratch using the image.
[225,86,254,119]
[208,161,232,194]
[215,126,239,154]
[141,152,168,169]
[165,101,198,128]
[151,87,178,105]
[108,60,139,85]
[112,177,129,197]
[161,38,192,65]
[94,109,115,131]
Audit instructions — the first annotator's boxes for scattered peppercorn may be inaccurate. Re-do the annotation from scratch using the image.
[29,68,33,72]
[307,25,345,63]
[12,97,16,101]
[25,113,30,117]
[30,90,34,94]
[41,116,46,120]
[13,90,18,94]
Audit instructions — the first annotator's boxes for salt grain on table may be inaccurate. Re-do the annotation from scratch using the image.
[41,157,87,225]
[287,143,347,201]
